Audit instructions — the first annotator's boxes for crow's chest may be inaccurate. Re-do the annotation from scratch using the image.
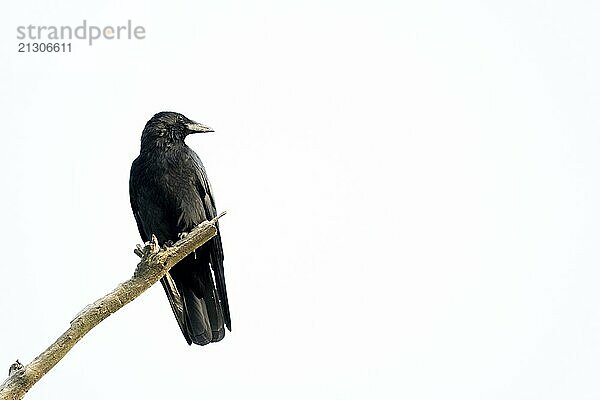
[142,155,204,214]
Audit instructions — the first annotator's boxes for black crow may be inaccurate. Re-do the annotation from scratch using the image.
[129,111,230,345]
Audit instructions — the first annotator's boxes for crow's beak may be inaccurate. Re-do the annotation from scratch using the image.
[186,121,214,133]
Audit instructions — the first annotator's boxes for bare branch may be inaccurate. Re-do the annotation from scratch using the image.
[0,213,225,400]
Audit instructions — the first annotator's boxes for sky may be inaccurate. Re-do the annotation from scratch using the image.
[2,1,600,399]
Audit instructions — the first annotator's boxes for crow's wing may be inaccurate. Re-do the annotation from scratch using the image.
[129,159,193,344]
[159,274,192,345]
[191,152,231,330]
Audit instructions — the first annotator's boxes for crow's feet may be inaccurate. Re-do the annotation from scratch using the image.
[134,234,160,258]
[178,232,189,240]
[9,359,23,376]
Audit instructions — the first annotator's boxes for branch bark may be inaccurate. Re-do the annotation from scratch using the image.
[0,213,225,400]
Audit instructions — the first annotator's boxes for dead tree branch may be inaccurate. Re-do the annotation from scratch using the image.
[0,213,225,400]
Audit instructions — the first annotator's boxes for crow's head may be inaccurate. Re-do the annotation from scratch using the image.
[141,111,213,146]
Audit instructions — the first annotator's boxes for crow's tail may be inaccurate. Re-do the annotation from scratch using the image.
[179,270,225,345]
[163,252,225,346]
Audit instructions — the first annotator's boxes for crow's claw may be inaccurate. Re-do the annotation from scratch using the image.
[178,232,189,240]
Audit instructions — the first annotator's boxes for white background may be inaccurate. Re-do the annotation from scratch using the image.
[2,1,600,399]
